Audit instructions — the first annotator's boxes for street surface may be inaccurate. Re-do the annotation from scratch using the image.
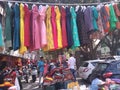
[22,77,90,90]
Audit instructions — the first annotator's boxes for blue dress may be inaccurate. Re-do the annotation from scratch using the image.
[70,7,80,49]
[66,7,73,48]
[13,4,20,50]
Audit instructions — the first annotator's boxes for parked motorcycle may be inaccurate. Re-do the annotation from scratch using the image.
[43,67,74,86]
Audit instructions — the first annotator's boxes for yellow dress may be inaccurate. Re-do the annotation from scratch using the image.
[55,6,62,49]
[43,6,54,51]
[19,4,27,54]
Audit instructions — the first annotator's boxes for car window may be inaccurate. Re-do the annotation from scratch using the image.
[82,62,89,67]
[91,62,97,66]
[95,63,108,72]
[117,63,120,69]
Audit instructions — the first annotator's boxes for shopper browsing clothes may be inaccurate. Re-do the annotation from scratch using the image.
[37,56,44,87]
[68,53,76,81]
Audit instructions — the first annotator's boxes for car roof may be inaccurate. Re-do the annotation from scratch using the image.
[84,59,105,63]
[98,59,120,64]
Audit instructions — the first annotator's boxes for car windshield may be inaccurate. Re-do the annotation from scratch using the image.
[95,63,108,72]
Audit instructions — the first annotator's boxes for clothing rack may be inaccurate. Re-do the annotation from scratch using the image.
[0,0,120,6]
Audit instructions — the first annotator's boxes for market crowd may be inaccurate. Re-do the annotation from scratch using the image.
[0,53,77,90]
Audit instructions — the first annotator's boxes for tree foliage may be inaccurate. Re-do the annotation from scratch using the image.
[103,30,120,55]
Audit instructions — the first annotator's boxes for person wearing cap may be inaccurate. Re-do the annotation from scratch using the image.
[37,56,44,87]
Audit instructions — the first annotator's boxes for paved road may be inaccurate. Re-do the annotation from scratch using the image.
[22,77,41,90]
[22,77,90,90]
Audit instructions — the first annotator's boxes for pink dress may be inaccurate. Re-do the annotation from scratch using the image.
[51,6,58,50]
[39,6,47,48]
[24,4,31,47]
[32,5,41,50]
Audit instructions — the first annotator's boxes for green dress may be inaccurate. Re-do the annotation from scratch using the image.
[92,6,98,31]
[70,7,80,49]
[109,4,118,31]
[0,23,4,46]
[5,3,12,48]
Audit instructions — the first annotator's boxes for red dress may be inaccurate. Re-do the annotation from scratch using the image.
[51,6,58,50]
[24,4,31,47]
[61,7,68,48]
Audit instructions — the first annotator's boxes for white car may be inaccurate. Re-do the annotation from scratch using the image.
[78,59,105,80]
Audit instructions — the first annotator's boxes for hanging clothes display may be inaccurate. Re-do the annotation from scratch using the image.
[29,6,34,51]
[104,5,110,33]
[0,24,4,46]
[84,6,94,32]
[100,6,110,33]
[66,7,73,48]
[0,2,5,47]
[109,4,118,31]
[43,6,54,51]
[114,3,120,29]
[24,4,31,47]
[55,6,62,49]
[90,6,102,39]
[19,3,27,54]
[61,6,68,48]
[51,6,58,49]
[96,4,105,37]
[76,7,90,45]
[92,6,98,31]
[0,1,120,53]
[13,3,20,51]
[32,5,41,50]
[4,3,12,49]
[39,6,47,48]
[70,7,80,49]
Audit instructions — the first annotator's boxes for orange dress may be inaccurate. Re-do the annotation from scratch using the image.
[104,5,110,33]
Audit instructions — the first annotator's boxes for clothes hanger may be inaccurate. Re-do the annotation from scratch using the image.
[46,4,49,8]
[82,6,86,12]
[65,5,68,8]
[32,4,36,9]
[8,2,12,8]
[75,5,80,12]
[15,2,19,5]
[25,3,28,7]
[111,1,115,5]
[54,5,57,9]
[62,5,65,8]
[39,5,42,10]
[0,6,3,15]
